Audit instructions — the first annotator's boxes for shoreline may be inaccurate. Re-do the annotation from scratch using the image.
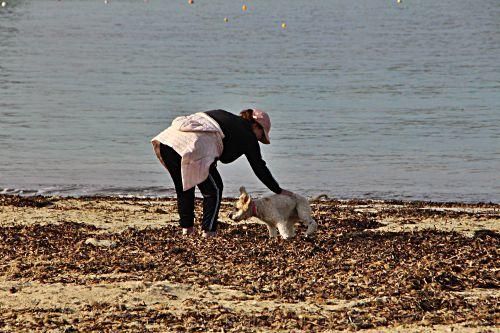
[2,193,499,206]
[1,186,498,205]
[0,194,498,332]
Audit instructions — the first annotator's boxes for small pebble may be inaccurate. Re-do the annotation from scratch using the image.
[85,238,117,248]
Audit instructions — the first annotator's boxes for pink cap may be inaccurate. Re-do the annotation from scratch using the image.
[251,109,271,144]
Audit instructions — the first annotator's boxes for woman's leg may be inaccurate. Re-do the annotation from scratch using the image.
[158,143,195,229]
[197,164,223,232]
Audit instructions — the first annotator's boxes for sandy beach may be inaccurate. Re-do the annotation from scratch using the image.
[0,195,498,332]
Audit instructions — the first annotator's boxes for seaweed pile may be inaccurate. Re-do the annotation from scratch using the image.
[0,196,498,331]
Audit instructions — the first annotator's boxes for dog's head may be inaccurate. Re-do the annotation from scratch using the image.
[229,186,254,221]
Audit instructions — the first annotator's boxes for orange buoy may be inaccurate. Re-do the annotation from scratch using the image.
[242,4,247,11]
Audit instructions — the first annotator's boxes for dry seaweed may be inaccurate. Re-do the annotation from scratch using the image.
[0,196,498,332]
[0,195,55,208]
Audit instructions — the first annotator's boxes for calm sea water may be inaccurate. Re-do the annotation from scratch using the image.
[0,0,499,202]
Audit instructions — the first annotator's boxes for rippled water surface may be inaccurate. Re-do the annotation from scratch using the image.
[1,0,499,201]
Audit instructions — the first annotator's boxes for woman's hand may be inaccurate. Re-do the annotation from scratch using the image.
[280,189,295,197]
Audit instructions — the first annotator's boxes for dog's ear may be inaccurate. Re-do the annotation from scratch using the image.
[239,186,247,195]
[239,186,251,204]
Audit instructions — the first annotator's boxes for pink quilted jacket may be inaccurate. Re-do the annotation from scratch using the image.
[151,113,225,191]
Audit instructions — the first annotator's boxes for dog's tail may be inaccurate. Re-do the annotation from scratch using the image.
[309,194,329,202]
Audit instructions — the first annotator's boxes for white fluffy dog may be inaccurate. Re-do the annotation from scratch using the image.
[229,187,318,239]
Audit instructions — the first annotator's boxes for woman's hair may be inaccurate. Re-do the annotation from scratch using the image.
[240,109,255,122]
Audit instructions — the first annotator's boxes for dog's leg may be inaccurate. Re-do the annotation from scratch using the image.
[304,217,318,236]
[266,223,278,238]
[296,198,318,236]
[288,221,296,238]
[277,221,294,239]
[298,214,317,236]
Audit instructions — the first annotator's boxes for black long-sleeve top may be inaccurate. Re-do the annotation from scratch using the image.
[204,109,282,194]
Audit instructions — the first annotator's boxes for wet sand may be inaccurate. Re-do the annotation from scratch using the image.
[0,195,498,332]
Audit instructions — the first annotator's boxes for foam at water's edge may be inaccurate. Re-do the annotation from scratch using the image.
[0,186,176,198]
[0,186,497,204]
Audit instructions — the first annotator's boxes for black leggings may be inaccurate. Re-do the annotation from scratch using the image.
[159,143,223,232]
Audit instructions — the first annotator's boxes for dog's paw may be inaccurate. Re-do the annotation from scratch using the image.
[280,235,294,240]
